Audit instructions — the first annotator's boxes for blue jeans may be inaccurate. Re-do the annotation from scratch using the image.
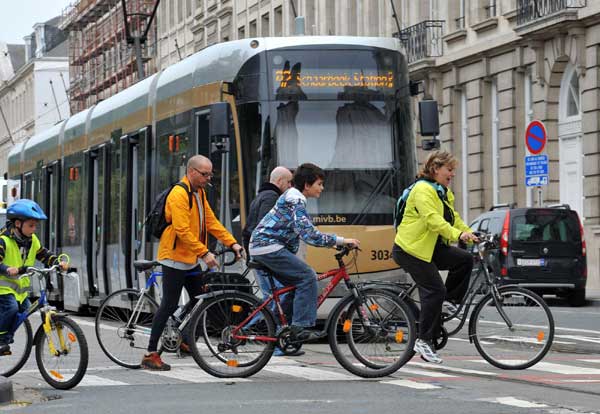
[254,269,294,326]
[0,294,31,345]
[252,248,317,328]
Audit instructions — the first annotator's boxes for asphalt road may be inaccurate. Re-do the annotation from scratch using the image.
[2,298,599,414]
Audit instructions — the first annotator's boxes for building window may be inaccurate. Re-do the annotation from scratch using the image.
[566,71,580,118]
[486,0,497,18]
[249,19,257,37]
[261,13,270,36]
[491,79,500,205]
[275,6,283,36]
[238,26,245,39]
[460,89,469,219]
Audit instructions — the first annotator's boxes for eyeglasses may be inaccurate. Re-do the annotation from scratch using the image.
[192,167,213,178]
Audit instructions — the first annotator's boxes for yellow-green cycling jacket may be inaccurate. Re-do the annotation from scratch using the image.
[0,228,58,303]
[394,180,471,263]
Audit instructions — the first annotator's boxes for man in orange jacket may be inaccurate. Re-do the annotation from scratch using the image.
[142,155,244,371]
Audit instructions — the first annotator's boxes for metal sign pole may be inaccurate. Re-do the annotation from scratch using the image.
[537,186,542,207]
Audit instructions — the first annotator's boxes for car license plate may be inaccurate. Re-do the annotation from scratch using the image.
[517,258,545,266]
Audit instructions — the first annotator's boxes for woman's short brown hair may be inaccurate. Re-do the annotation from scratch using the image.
[418,150,458,179]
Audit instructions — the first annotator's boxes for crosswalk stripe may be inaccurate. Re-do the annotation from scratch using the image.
[472,360,600,375]
[381,379,440,389]
[554,335,600,344]
[78,375,129,386]
[578,359,600,364]
[481,397,547,408]
[407,362,497,376]
[147,366,251,383]
[263,365,358,381]
[398,367,457,378]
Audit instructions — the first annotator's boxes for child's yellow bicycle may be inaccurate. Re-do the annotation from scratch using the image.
[0,256,88,389]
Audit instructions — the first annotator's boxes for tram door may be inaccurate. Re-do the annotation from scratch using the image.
[42,162,62,302]
[84,146,109,303]
[121,127,150,290]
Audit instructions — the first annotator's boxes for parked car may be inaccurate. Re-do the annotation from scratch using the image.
[468,204,587,306]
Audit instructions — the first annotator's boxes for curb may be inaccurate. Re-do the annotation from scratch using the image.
[0,376,13,404]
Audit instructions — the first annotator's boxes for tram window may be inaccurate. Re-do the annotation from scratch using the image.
[62,154,83,247]
[108,141,120,245]
[157,130,190,190]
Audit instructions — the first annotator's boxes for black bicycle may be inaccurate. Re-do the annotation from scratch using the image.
[370,232,555,370]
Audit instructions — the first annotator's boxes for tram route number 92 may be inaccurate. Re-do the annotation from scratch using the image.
[370,249,391,261]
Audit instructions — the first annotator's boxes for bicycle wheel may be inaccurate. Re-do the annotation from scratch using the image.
[0,319,33,377]
[329,289,417,378]
[471,286,554,370]
[189,292,276,378]
[95,288,159,369]
[35,315,89,389]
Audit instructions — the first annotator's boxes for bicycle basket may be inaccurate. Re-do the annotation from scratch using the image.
[202,272,252,294]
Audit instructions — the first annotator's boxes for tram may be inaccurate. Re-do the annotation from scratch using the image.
[7,36,427,311]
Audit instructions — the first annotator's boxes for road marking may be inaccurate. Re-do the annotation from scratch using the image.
[407,361,497,376]
[472,360,600,375]
[554,335,600,344]
[481,397,547,408]
[263,365,358,381]
[578,359,600,364]
[147,366,251,383]
[381,379,440,389]
[397,367,457,378]
[78,375,129,386]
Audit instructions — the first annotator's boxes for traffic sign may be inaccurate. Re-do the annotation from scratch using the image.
[525,120,547,155]
[525,155,548,187]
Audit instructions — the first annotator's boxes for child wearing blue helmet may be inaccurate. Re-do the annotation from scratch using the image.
[0,199,67,355]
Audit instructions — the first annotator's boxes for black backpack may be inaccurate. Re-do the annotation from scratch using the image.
[144,182,193,239]
[393,179,445,230]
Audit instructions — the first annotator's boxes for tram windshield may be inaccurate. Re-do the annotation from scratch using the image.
[266,48,413,225]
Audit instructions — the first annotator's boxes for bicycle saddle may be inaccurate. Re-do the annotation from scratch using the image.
[133,260,159,271]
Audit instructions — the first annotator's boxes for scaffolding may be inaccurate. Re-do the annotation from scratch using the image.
[62,0,158,113]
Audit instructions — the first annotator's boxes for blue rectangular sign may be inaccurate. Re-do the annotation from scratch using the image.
[526,175,548,187]
[525,155,548,176]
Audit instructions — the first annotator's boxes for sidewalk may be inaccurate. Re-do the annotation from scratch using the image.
[587,288,600,305]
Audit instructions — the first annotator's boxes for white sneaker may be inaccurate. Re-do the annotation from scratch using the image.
[414,339,443,364]
[442,301,459,316]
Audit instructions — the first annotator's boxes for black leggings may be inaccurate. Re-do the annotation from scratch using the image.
[392,243,473,341]
[147,264,204,352]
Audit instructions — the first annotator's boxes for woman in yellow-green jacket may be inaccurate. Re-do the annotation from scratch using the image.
[392,150,478,364]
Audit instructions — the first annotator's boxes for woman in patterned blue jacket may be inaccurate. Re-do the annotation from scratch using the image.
[249,163,359,341]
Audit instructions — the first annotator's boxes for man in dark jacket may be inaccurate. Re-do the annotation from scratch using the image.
[242,166,293,253]
[243,166,303,356]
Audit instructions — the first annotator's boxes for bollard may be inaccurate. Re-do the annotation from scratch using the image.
[0,376,14,404]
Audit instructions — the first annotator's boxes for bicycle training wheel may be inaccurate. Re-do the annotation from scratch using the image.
[471,286,554,370]
[35,315,89,389]
[328,289,417,378]
[0,318,33,377]
[189,292,276,378]
[95,288,159,369]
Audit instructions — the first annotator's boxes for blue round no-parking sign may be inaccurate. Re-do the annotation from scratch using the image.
[525,120,547,155]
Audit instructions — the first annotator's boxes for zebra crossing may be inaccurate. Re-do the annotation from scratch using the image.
[65,356,600,389]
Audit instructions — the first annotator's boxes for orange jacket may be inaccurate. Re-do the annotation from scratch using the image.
[157,175,237,264]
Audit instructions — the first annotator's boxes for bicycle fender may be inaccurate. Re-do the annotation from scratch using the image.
[193,289,245,301]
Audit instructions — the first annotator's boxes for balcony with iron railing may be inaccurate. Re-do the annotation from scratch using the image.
[517,0,586,27]
[396,20,445,65]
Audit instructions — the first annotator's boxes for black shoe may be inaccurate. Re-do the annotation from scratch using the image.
[0,344,12,356]
[289,326,325,342]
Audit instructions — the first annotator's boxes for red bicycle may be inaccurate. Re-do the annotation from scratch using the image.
[187,246,417,378]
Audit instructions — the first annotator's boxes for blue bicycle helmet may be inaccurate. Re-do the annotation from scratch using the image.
[7,199,48,221]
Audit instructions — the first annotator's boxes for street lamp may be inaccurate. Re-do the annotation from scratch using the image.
[121,0,160,80]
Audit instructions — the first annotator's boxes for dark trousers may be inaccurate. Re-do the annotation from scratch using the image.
[147,264,204,352]
[392,243,473,341]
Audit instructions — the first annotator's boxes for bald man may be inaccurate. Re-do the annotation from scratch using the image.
[242,166,293,254]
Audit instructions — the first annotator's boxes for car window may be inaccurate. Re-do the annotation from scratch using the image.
[511,211,580,242]
[479,218,490,233]
[489,217,504,235]
[469,220,479,230]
